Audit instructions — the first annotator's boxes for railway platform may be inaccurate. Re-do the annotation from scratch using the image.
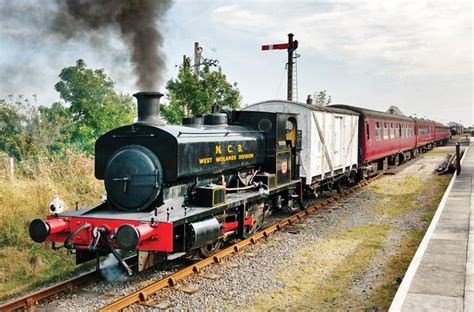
[390,138,473,311]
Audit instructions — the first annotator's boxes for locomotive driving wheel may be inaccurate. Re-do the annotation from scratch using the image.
[198,240,223,258]
[243,201,265,238]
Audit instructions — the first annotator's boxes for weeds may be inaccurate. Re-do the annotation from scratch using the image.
[0,150,102,300]
[251,224,390,311]
[368,229,426,310]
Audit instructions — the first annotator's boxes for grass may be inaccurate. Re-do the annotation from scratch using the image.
[249,224,390,311]
[241,149,454,311]
[0,150,102,300]
[367,229,425,310]
[366,173,452,310]
[368,176,424,217]
[423,145,466,157]
[368,171,451,218]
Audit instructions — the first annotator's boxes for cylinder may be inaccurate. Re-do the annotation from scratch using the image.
[186,218,221,250]
[134,92,165,125]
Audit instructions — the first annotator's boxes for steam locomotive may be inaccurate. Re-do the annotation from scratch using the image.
[29,92,303,273]
[29,92,451,273]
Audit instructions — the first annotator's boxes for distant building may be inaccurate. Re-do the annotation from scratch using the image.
[386,106,405,116]
[448,121,464,135]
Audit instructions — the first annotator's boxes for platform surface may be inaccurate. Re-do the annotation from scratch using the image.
[390,139,473,311]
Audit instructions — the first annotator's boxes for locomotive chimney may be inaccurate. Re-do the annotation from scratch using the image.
[133,92,165,125]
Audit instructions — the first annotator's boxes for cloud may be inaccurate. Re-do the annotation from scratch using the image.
[211,0,472,76]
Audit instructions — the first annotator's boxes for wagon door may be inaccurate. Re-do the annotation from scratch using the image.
[333,116,343,168]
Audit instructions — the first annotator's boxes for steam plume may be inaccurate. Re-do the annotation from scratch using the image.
[100,254,128,282]
[54,0,172,90]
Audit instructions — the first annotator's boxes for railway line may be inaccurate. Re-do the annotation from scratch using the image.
[100,175,383,311]
[0,257,136,311]
[0,271,99,311]
[1,175,380,311]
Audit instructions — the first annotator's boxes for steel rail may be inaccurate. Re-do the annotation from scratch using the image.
[0,270,100,311]
[0,256,137,311]
[100,176,381,311]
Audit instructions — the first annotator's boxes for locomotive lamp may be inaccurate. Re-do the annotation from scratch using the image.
[49,195,67,214]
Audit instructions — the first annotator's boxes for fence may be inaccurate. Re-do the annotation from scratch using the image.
[0,156,15,179]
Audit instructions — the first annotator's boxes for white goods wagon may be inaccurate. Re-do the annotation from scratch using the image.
[244,100,359,188]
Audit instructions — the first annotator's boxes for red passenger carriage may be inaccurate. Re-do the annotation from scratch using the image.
[414,119,435,149]
[331,105,450,175]
[331,105,416,169]
[433,122,451,145]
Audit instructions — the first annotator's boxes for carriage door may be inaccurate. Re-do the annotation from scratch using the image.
[333,116,343,168]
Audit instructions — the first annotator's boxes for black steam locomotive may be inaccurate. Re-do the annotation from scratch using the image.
[29,92,302,272]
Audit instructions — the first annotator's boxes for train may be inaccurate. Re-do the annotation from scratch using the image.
[29,92,451,273]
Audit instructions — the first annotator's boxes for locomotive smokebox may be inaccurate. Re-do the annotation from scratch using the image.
[134,91,165,125]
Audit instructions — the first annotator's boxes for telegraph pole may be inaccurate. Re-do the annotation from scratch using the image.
[194,42,202,77]
[182,55,191,117]
[287,33,294,101]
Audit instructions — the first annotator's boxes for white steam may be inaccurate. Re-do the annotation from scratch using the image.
[100,253,128,282]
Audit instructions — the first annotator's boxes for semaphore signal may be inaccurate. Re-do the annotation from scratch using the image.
[262,33,299,101]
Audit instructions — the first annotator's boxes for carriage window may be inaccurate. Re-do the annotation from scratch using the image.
[366,123,370,140]
[375,122,381,140]
[396,124,401,138]
[390,123,395,139]
[383,122,389,139]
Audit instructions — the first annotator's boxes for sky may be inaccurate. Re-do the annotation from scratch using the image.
[0,0,472,125]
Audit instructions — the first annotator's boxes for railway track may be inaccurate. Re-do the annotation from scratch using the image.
[100,176,381,311]
[0,270,100,311]
[0,176,380,312]
[0,256,137,312]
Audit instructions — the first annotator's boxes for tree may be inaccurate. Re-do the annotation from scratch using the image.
[313,90,332,106]
[55,59,135,154]
[0,95,44,160]
[162,57,241,124]
[38,101,72,153]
